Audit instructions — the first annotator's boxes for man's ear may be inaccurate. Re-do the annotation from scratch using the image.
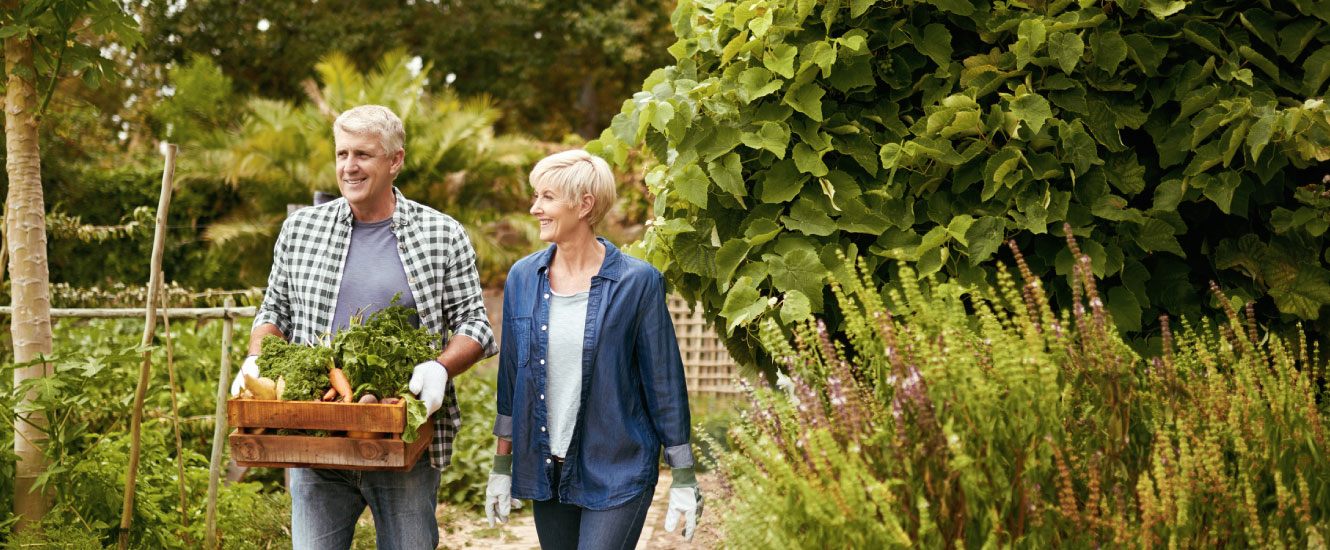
[390,148,406,176]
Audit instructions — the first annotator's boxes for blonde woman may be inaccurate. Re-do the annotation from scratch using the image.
[485,150,701,549]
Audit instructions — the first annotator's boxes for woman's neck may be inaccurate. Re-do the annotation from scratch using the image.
[549,234,605,294]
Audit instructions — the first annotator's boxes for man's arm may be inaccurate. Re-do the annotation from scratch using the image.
[435,334,486,378]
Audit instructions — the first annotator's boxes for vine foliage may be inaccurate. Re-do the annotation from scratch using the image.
[590,0,1330,369]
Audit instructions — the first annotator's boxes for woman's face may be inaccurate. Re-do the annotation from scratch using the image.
[530,181,589,243]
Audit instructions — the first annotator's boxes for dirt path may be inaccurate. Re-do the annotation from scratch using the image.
[439,470,722,550]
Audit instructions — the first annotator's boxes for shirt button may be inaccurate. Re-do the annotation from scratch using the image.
[540,359,545,365]
[408,277,416,284]
[546,458,552,464]
[540,394,545,400]
[542,325,547,331]
[398,243,405,250]
[544,293,550,299]
[541,426,546,432]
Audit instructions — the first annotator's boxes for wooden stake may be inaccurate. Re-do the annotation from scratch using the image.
[206,297,235,549]
[119,143,175,550]
[158,273,190,535]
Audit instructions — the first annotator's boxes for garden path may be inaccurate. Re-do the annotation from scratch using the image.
[442,469,722,550]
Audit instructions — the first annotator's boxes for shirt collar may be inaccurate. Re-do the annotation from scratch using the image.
[536,237,622,281]
[334,187,413,227]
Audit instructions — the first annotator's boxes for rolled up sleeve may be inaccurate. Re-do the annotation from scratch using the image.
[440,230,497,358]
[254,222,293,337]
[635,272,694,468]
[494,274,519,439]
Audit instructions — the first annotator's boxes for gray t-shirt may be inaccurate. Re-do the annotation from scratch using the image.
[331,218,418,333]
[546,289,589,458]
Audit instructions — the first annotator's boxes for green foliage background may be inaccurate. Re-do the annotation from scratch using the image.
[591,0,1330,372]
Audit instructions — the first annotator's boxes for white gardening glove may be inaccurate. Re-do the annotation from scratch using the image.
[486,454,513,527]
[229,355,260,396]
[663,467,703,542]
[409,360,449,416]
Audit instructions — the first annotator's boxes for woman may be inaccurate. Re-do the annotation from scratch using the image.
[485,149,702,549]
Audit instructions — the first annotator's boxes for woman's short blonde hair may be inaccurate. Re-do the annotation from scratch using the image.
[529,149,617,227]
[333,105,405,156]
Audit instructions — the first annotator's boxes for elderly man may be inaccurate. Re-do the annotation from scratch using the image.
[232,104,496,549]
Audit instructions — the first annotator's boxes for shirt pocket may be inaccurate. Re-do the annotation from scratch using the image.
[504,315,532,368]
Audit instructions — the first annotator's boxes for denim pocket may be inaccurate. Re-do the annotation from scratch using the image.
[505,315,531,368]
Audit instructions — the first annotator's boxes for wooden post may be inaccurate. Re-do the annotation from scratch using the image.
[157,274,190,534]
[206,297,235,549]
[119,143,176,550]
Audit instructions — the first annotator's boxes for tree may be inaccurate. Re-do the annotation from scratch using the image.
[591,0,1330,374]
[1,0,139,529]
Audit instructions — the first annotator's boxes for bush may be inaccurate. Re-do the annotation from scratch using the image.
[711,241,1330,547]
[591,0,1330,374]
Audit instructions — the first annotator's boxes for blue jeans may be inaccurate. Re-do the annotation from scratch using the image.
[532,461,654,550]
[288,457,440,550]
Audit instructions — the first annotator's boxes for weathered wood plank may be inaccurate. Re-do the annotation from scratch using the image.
[229,423,432,471]
[226,399,407,433]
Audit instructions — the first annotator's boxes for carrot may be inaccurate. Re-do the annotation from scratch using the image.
[322,387,338,402]
[329,367,354,403]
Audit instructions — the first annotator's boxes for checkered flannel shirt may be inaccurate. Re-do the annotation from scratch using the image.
[254,187,497,470]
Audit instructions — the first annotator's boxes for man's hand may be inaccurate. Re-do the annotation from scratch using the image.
[229,355,260,396]
[664,467,703,542]
[409,360,449,416]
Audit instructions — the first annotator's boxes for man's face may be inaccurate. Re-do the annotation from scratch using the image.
[335,129,403,222]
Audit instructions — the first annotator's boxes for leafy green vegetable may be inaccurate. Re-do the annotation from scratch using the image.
[333,303,442,399]
[401,395,429,444]
[255,334,334,401]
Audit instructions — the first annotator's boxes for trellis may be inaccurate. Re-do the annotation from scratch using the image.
[667,295,742,397]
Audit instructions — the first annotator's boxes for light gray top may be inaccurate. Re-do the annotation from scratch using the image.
[546,288,589,458]
[331,218,418,333]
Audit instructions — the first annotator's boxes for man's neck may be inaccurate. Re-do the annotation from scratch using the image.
[350,194,397,223]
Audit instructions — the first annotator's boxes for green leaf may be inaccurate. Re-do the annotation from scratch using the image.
[784,81,825,121]
[1152,179,1184,212]
[758,159,806,203]
[1011,92,1053,136]
[715,238,753,290]
[982,148,1023,201]
[674,230,718,277]
[1132,218,1186,257]
[925,0,975,16]
[741,121,791,159]
[1106,286,1143,331]
[1239,9,1280,51]
[792,143,829,176]
[782,198,837,236]
[650,100,676,133]
[1201,171,1242,214]
[1091,31,1129,74]
[964,216,1005,265]
[1048,31,1085,74]
[1247,114,1275,161]
[779,289,813,324]
[1277,19,1321,62]
[1106,153,1146,196]
[764,44,798,79]
[1303,45,1330,96]
[1016,19,1047,70]
[836,197,891,234]
[917,246,948,277]
[720,277,768,332]
[744,218,782,247]
[1239,45,1279,81]
[1060,122,1102,176]
[1144,0,1186,19]
[674,164,710,208]
[806,40,837,77]
[708,153,747,197]
[739,66,783,101]
[768,249,827,309]
[1182,21,1226,56]
[947,214,975,246]
[918,24,954,68]
[1124,34,1164,76]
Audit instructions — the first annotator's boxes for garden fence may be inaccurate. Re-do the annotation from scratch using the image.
[667,295,741,397]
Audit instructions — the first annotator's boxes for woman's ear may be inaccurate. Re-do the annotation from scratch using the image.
[580,193,595,220]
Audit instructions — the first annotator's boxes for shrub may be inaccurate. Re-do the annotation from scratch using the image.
[590,0,1330,374]
[711,240,1330,547]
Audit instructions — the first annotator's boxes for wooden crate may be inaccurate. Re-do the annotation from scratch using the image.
[668,295,741,397]
[227,399,432,471]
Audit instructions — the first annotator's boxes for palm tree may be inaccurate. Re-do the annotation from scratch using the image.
[187,49,541,286]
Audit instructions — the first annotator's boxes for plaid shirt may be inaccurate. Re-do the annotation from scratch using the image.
[254,187,497,469]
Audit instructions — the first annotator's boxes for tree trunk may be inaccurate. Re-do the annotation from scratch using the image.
[5,25,54,529]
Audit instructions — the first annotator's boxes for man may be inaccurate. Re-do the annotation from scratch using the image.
[232,104,496,549]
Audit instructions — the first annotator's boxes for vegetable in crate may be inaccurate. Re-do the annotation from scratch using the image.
[254,334,335,401]
[333,304,442,443]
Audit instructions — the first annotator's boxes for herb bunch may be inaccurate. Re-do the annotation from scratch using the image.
[255,334,335,401]
[332,304,442,399]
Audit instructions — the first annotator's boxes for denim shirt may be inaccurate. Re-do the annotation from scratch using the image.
[494,239,694,510]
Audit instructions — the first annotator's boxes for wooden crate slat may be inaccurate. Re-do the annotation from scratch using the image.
[229,423,432,472]
[227,399,406,433]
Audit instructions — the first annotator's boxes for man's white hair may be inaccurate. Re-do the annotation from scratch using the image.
[333,105,405,155]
